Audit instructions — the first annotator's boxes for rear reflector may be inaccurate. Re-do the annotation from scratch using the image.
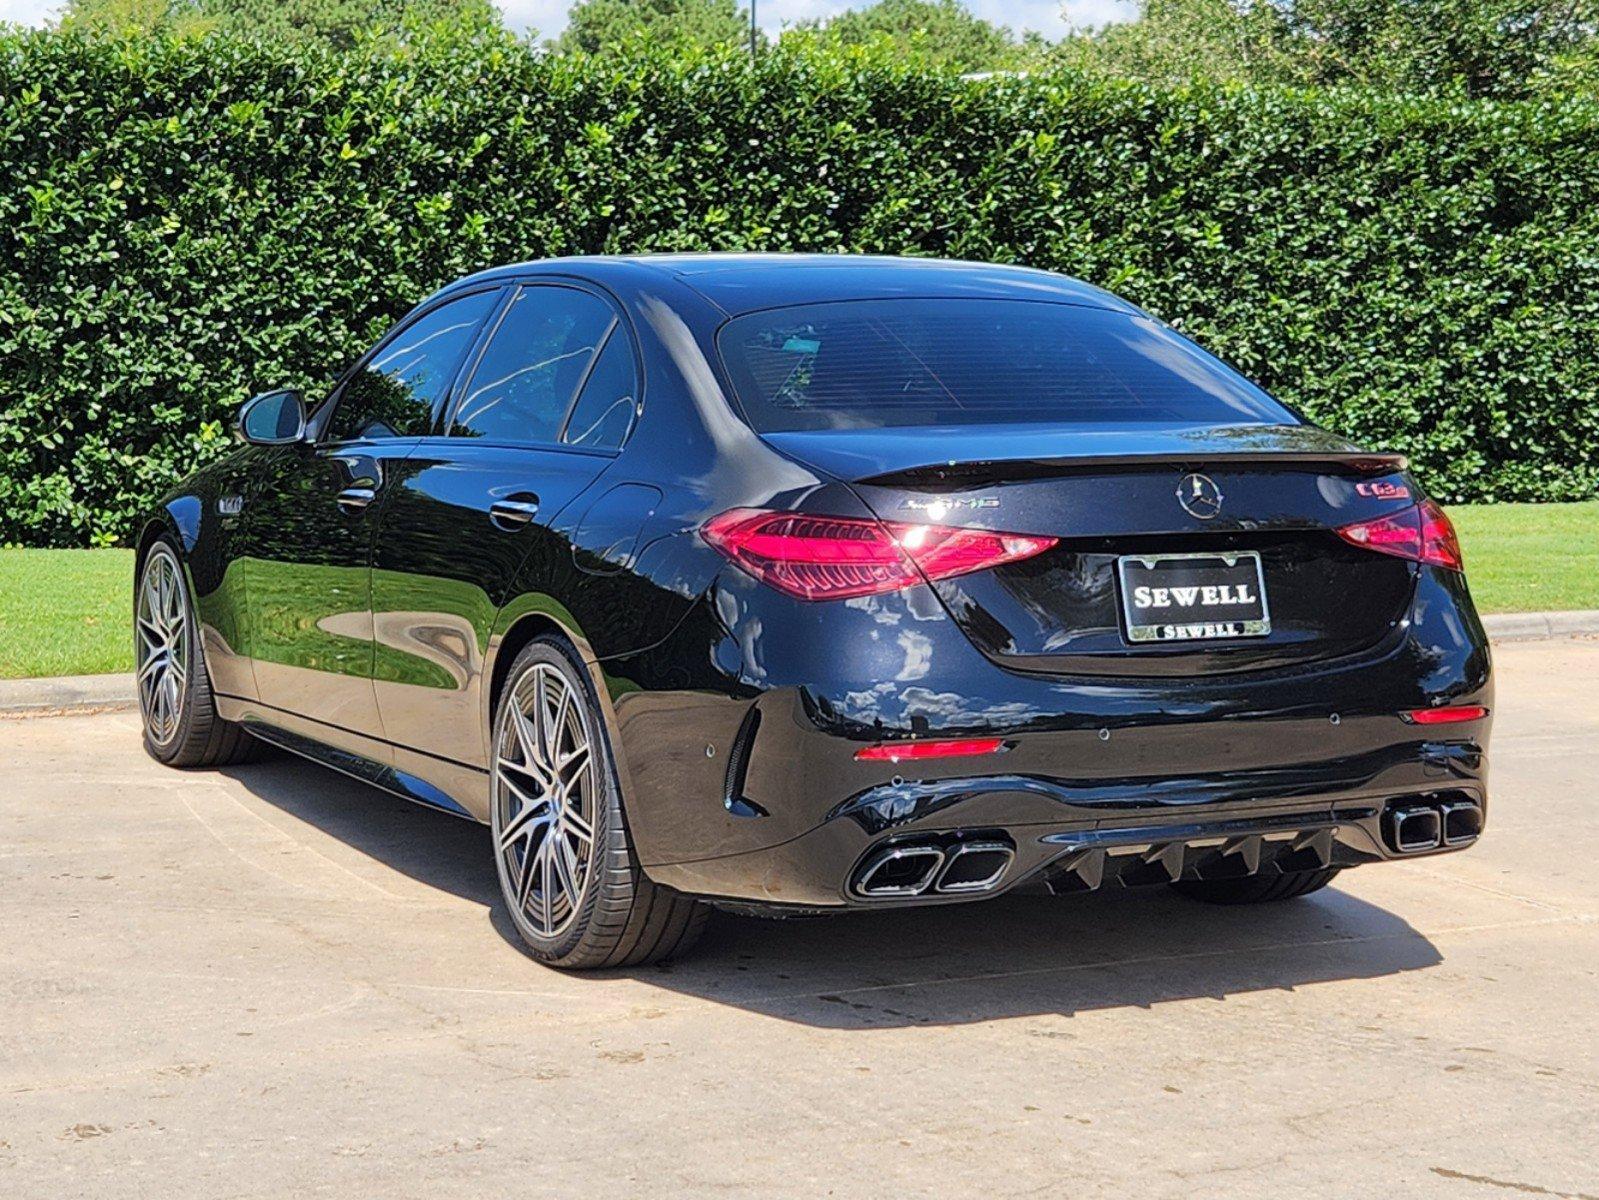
[1336,500,1463,571]
[1406,705,1488,724]
[702,509,1056,601]
[854,738,1007,763]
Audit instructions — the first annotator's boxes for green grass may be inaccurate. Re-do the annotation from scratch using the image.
[0,501,1595,679]
[0,549,135,679]
[1451,501,1599,614]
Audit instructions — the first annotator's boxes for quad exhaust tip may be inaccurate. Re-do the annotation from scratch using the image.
[1387,796,1481,854]
[1390,806,1442,852]
[935,841,1015,894]
[853,845,946,897]
[1441,800,1483,846]
[852,839,1015,899]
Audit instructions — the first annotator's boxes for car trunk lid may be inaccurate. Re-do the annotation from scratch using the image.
[763,423,1420,677]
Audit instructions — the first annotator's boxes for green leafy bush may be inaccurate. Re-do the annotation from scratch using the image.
[1,29,1595,546]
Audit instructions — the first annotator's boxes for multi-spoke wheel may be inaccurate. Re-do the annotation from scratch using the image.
[136,544,189,747]
[135,538,256,767]
[494,663,599,940]
[491,636,708,968]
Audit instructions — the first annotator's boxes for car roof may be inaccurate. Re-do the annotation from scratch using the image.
[443,253,1141,318]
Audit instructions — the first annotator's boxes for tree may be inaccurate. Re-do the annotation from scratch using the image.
[553,0,756,55]
[59,0,504,47]
[1057,0,1599,99]
[1055,0,1300,88]
[789,0,1036,73]
[1267,0,1599,97]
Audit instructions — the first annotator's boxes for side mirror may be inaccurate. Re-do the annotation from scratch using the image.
[236,389,307,445]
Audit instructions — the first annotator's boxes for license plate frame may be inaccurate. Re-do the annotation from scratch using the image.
[1116,550,1272,644]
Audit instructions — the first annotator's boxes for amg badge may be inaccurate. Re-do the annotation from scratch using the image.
[899,496,1000,511]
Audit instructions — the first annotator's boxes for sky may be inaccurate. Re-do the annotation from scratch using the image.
[0,0,1137,41]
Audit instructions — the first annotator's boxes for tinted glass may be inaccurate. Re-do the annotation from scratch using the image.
[717,298,1296,432]
[561,328,637,450]
[453,285,615,443]
[329,290,497,441]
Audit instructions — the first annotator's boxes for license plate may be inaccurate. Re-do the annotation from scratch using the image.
[1117,551,1271,643]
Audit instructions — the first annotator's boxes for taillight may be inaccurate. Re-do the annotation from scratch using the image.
[853,738,1007,763]
[1335,500,1463,571]
[1405,705,1488,725]
[701,509,1057,601]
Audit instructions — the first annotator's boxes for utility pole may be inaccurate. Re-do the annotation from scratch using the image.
[750,0,758,63]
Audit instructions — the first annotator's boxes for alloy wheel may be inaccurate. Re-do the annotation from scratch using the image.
[492,662,599,939]
[136,546,189,747]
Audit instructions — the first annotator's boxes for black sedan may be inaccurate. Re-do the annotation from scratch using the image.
[134,254,1493,968]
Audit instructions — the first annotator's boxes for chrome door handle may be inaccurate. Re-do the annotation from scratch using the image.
[489,498,540,528]
[336,487,376,511]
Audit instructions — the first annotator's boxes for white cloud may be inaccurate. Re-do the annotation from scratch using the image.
[0,0,57,24]
[733,0,1134,41]
[2,0,1136,43]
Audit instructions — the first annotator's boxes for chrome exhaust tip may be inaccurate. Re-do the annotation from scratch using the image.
[1441,799,1483,846]
[853,845,946,898]
[934,841,1015,894]
[1390,805,1443,853]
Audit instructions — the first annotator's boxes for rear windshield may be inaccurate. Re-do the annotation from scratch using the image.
[716,298,1295,432]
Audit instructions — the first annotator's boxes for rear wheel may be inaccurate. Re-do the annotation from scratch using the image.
[490,636,707,969]
[1171,868,1341,905]
[136,539,257,767]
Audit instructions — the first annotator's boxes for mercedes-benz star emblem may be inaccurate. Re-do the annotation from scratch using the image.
[1177,473,1223,520]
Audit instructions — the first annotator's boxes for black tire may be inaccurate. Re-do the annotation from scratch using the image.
[136,538,258,768]
[1171,867,1342,905]
[491,635,708,970]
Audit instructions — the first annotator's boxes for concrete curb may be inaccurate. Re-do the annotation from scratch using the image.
[0,672,135,718]
[1481,609,1599,643]
[1,612,1596,717]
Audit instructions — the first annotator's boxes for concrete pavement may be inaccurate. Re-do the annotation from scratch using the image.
[1,639,1596,1198]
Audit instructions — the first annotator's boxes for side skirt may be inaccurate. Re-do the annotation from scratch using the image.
[218,693,488,822]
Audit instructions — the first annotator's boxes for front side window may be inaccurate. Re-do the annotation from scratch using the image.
[327,290,498,442]
[452,285,616,444]
[716,298,1296,433]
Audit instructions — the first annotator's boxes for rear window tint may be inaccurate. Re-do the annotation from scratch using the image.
[716,298,1294,432]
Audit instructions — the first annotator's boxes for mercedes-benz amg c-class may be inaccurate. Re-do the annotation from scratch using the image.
[134,255,1492,968]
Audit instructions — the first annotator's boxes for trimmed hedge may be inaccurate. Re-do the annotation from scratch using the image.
[1,29,1596,546]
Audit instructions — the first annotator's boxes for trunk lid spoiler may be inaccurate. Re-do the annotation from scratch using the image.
[760,423,1406,487]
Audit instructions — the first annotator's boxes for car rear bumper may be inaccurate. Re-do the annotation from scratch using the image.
[647,756,1488,909]
[611,563,1491,906]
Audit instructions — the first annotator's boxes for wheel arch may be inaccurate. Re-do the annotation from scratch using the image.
[132,503,199,605]
[482,603,638,807]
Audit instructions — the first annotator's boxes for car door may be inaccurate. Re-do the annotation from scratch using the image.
[370,281,640,771]
[239,287,501,742]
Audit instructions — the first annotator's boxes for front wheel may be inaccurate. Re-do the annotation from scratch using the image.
[490,636,707,969]
[1171,867,1341,905]
[136,538,257,767]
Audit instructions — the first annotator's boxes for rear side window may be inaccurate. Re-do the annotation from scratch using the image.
[716,298,1295,432]
[452,285,615,444]
[328,290,498,441]
[561,328,638,450]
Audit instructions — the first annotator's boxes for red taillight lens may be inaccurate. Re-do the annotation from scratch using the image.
[853,738,1007,762]
[701,509,1056,601]
[1406,705,1488,725]
[1336,500,1463,571]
